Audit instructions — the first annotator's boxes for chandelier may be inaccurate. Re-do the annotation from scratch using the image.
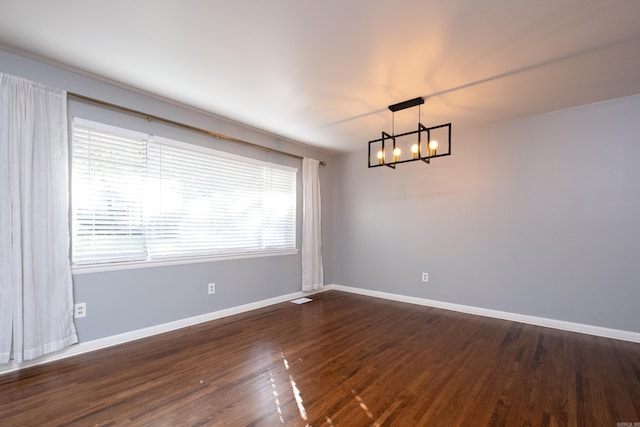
[368,97,451,169]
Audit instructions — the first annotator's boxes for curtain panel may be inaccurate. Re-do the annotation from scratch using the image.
[0,74,78,364]
[301,158,323,291]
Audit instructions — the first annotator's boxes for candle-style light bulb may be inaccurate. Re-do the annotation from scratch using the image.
[411,143,419,159]
[377,150,384,164]
[429,140,439,156]
[392,147,401,162]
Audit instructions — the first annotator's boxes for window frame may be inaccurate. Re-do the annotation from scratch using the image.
[70,117,299,274]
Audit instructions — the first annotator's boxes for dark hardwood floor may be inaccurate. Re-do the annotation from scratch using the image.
[1,291,639,426]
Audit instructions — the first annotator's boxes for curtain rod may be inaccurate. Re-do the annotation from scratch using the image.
[67,92,326,166]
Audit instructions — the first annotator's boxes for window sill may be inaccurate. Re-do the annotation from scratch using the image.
[71,249,300,275]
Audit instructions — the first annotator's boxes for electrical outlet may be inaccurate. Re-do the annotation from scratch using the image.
[208,283,216,294]
[421,272,429,283]
[74,302,86,318]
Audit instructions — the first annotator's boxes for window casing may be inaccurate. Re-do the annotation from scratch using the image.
[71,118,297,267]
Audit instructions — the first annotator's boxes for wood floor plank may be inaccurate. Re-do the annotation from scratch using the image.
[1,291,639,426]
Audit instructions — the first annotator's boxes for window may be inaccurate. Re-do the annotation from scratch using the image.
[71,118,297,267]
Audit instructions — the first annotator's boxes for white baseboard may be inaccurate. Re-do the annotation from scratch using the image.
[4,284,636,375]
[327,284,640,343]
[1,289,322,375]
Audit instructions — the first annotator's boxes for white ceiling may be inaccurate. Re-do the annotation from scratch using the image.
[1,0,639,153]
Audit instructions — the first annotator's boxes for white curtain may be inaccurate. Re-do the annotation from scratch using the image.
[0,74,78,364]
[301,158,323,291]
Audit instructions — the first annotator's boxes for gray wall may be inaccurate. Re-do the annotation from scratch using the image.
[329,94,640,333]
[1,49,335,342]
[4,46,638,342]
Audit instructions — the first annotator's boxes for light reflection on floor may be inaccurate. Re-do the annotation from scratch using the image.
[281,352,309,426]
[268,369,285,424]
[352,389,381,427]
[269,351,382,426]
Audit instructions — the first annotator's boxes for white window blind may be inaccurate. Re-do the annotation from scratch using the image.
[72,118,297,266]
